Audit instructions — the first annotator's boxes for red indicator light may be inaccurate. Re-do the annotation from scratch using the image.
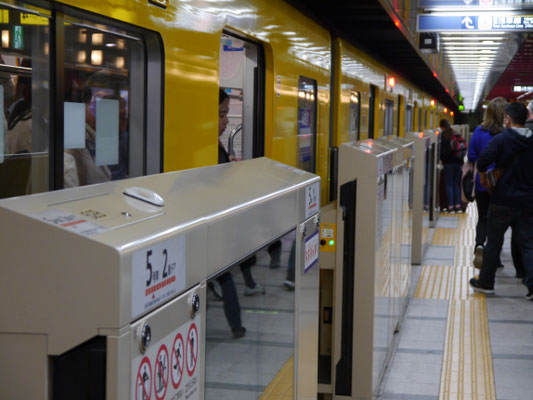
[419,132,424,138]
[446,89,449,93]
[433,72,437,78]
[394,19,400,27]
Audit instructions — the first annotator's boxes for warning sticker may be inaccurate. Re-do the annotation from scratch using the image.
[171,334,185,390]
[131,236,186,318]
[131,316,201,400]
[155,345,169,400]
[135,357,152,400]
[305,182,320,218]
[30,208,109,236]
[304,231,319,272]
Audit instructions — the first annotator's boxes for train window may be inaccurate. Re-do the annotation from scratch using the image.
[219,33,265,161]
[349,91,360,141]
[205,230,296,399]
[424,107,428,129]
[369,85,376,139]
[406,104,413,132]
[62,15,155,187]
[297,76,317,173]
[0,4,51,199]
[430,108,434,129]
[0,4,162,197]
[384,99,394,136]
[417,104,422,131]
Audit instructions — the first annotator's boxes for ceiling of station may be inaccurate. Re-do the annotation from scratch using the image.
[284,0,458,109]
[286,0,533,112]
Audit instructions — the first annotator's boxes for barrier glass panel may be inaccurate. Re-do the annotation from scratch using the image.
[205,230,296,399]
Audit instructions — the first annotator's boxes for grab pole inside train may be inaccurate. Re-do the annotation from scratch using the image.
[0,158,320,400]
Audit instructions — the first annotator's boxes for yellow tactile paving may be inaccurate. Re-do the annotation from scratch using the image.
[415,265,454,299]
[432,228,457,246]
[438,204,496,400]
[259,357,293,400]
[439,298,495,400]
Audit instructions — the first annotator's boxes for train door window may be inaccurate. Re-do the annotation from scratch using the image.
[424,108,428,129]
[406,104,413,132]
[62,14,162,187]
[430,108,434,129]
[0,4,51,199]
[349,91,360,141]
[297,76,317,173]
[417,104,422,131]
[369,85,376,139]
[219,32,264,161]
[383,99,394,137]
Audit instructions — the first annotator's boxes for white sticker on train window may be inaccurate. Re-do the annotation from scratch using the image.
[64,102,86,149]
[131,235,186,318]
[305,182,320,218]
[95,98,119,166]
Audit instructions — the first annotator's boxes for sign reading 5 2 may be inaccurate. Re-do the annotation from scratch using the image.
[146,248,176,287]
[131,236,186,318]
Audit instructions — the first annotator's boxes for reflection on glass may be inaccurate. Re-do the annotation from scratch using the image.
[63,19,144,186]
[0,3,50,199]
[297,76,317,173]
[384,99,394,137]
[349,91,360,142]
[206,231,296,399]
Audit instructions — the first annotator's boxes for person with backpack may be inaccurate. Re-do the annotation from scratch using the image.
[440,119,465,213]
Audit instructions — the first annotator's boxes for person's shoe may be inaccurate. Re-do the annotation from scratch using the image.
[449,209,456,214]
[526,288,533,301]
[469,278,494,294]
[283,279,295,291]
[244,283,265,296]
[232,326,246,339]
[473,245,483,269]
[456,207,464,214]
[441,208,448,213]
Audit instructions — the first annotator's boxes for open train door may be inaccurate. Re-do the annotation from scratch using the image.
[219,32,265,160]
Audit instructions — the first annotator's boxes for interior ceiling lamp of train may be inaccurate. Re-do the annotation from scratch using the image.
[417,0,532,110]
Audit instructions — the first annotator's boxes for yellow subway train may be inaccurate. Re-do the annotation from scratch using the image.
[0,0,452,205]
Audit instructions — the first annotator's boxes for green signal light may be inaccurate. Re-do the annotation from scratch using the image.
[459,105,464,111]
[329,240,335,246]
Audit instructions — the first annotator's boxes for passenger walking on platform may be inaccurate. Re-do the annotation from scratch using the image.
[470,102,533,300]
[440,119,464,213]
[467,97,507,270]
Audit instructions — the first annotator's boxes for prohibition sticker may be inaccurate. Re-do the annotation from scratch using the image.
[154,345,169,400]
[136,357,152,400]
[186,323,199,376]
[305,182,320,218]
[171,333,185,389]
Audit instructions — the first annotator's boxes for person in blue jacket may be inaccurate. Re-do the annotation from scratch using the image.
[467,97,507,269]
[470,102,533,300]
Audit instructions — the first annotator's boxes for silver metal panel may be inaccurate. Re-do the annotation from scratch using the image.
[0,157,320,399]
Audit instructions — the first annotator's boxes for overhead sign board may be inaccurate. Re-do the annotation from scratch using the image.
[417,14,533,31]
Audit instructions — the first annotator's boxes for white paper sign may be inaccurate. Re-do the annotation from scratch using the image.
[131,316,201,400]
[95,98,119,166]
[64,102,86,149]
[304,231,319,273]
[305,182,320,218]
[131,236,186,318]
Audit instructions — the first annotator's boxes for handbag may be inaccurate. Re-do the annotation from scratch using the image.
[461,162,475,202]
[485,168,502,194]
